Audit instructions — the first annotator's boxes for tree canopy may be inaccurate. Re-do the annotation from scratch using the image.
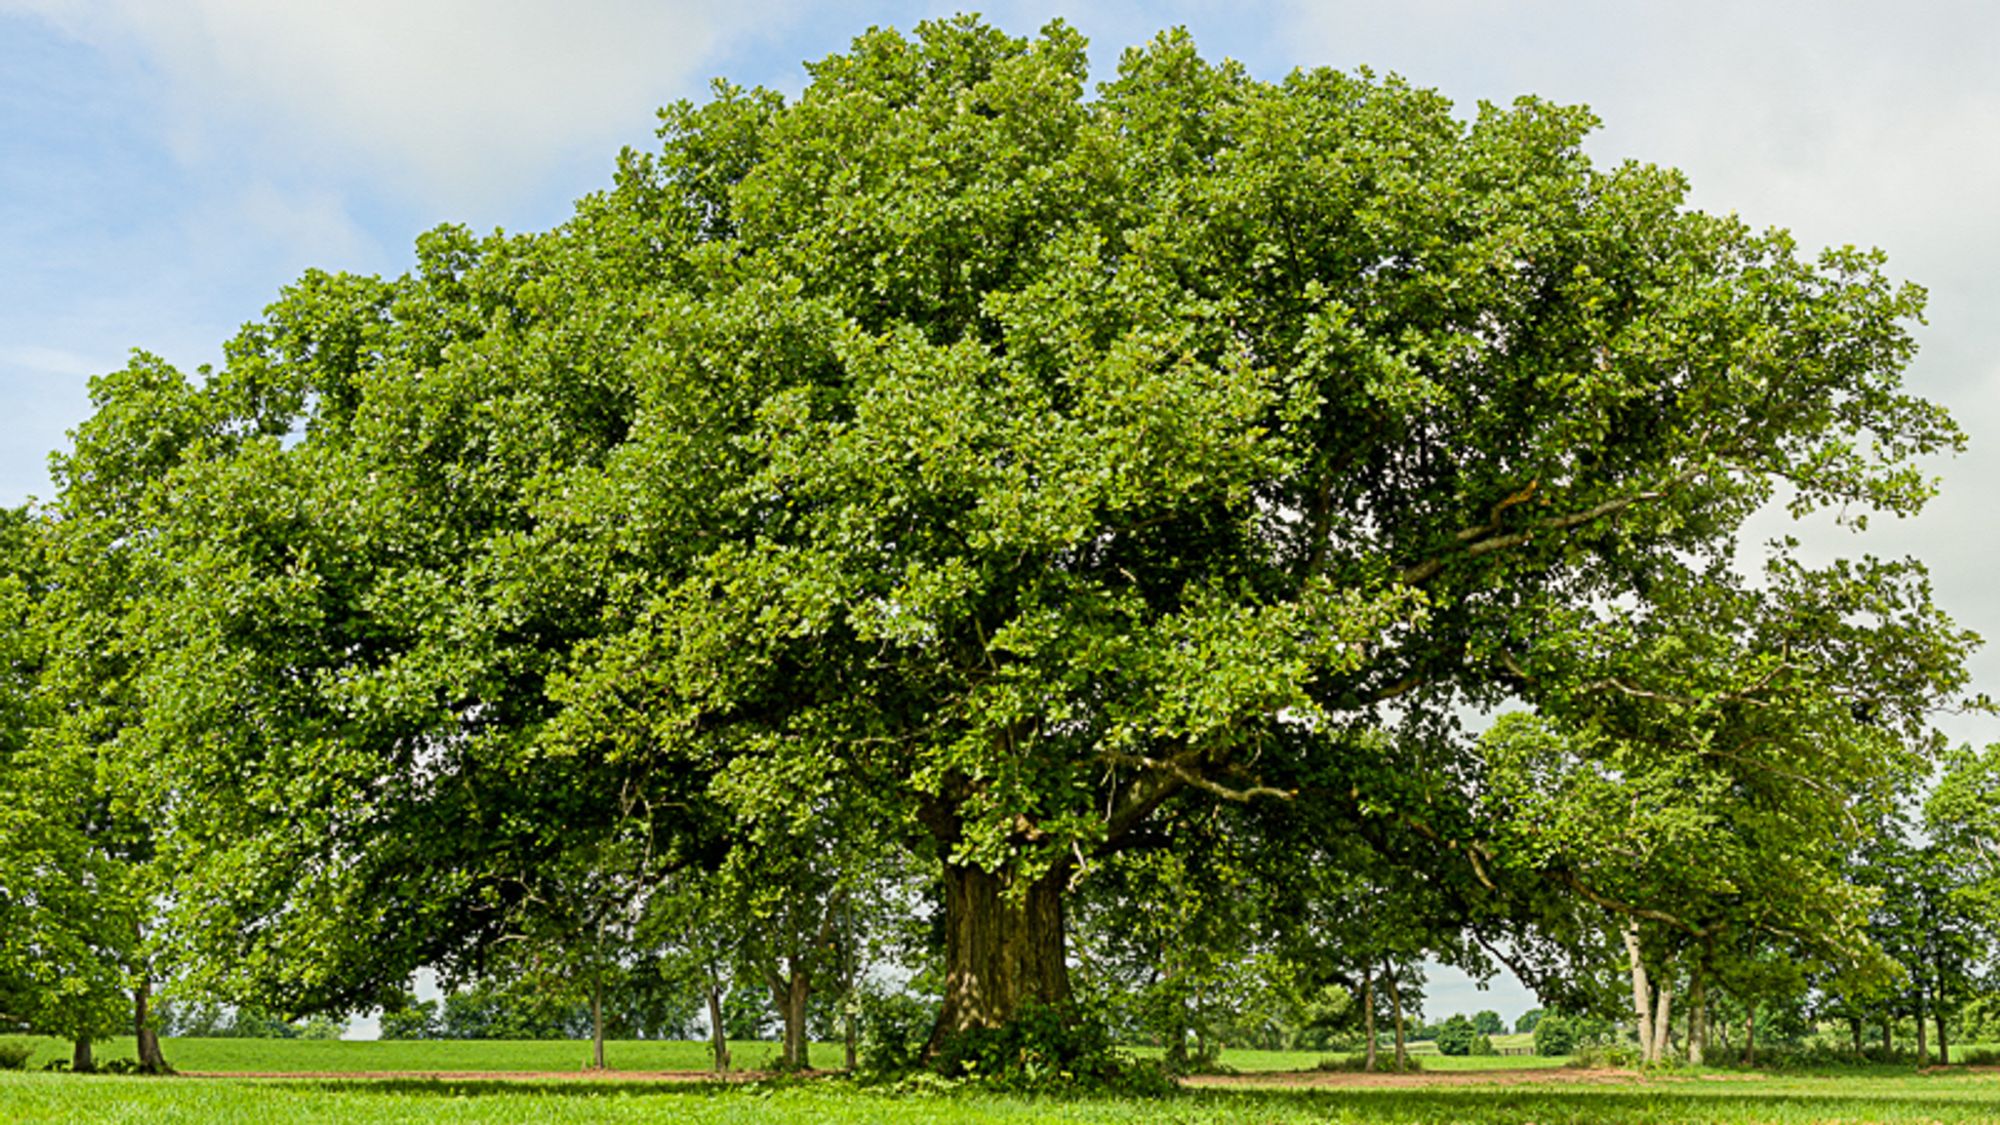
[9,16,1982,1056]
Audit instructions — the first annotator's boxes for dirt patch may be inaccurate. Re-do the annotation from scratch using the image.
[1183,1066,1641,1089]
[176,1069,791,1082]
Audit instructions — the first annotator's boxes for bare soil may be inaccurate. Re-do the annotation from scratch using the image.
[1182,1066,1642,1089]
[176,1069,791,1082]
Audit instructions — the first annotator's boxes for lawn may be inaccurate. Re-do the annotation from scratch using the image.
[4,1068,2000,1124]
[3,1038,2000,1123]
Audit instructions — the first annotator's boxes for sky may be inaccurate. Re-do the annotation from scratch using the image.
[4,1,1999,1030]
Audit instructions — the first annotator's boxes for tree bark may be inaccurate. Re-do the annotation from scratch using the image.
[1935,951,1950,1066]
[71,1038,92,1073]
[706,985,731,1074]
[1624,923,1654,1063]
[134,971,168,1073]
[1882,1015,1892,1054]
[1687,966,1707,1067]
[844,1001,858,1071]
[1652,977,1674,1064]
[766,968,812,1070]
[591,973,606,1070]
[1362,966,1378,1072]
[926,861,1071,1052]
[1850,1016,1863,1056]
[1383,960,1407,1071]
[1917,987,1930,1064]
[1744,1007,1756,1067]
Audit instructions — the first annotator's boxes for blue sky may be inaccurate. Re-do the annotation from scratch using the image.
[6,1,1999,1027]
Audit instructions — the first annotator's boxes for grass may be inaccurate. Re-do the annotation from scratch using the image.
[5,1069,2000,1124]
[4,1038,1999,1123]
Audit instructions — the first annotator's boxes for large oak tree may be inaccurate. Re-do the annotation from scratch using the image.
[81,17,1970,1045]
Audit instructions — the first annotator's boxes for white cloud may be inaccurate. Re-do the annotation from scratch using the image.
[7,0,778,210]
[0,344,106,379]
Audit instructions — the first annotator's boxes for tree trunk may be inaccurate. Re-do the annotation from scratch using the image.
[71,1038,92,1073]
[771,969,811,1070]
[1882,1016,1892,1054]
[1652,977,1674,1064]
[1383,960,1407,1071]
[1850,1016,1863,1056]
[844,1000,858,1071]
[133,972,168,1074]
[1624,923,1654,1063]
[1744,1007,1756,1067]
[591,973,606,1070]
[1935,952,1950,1066]
[706,985,731,1074]
[927,861,1070,1052]
[1687,967,1707,1067]
[1917,992,1930,1064]
[1362,967,1378,1072]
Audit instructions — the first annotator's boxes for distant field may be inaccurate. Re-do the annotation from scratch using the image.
[1,1036,803,1074]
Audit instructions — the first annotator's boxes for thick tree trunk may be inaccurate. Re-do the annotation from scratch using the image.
[1744,1008,1756,1067]
[706,985,731,1074]
[1850,1016,1863,1056]
[927,861,1070,1051]
[71,1038,92,1073]
[1624,924,1653,1062]
[134,971,168,1074]
[1362,967,1378,1071]
[1917,994,1930,1064]
[844,999,858,1071]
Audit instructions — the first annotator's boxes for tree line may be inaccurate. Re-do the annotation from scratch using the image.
[2,15,1996,1080]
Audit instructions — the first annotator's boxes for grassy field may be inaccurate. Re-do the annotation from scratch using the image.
[4,1067,2000,1124]
[2,1038,1999,1123]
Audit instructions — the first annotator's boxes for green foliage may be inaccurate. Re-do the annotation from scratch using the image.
[1516,1009,1545,1034]
[857,990,934,1075]
[1532,1012,1613,1056]
[1434,1014,1476,1057]
[0,1041,30,1070]
[1471,1011,1505,1036]
[929,1002,1134,1091]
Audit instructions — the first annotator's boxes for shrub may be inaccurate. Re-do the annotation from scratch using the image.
[0,1041,31,1071]
[1317,1053,1423,1073]
[932,1001,1119,1089]
[1434,1014,1476,1056]
[857,991,935,1076]
[1567,1042,1641,1068]
[1470,1034,1497,1056]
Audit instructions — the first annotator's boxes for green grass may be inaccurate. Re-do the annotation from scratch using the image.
[5,1069,2000,1124]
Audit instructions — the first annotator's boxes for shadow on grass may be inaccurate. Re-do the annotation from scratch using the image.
[284,1077,763,1099]
[257,1075,2000,1124]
